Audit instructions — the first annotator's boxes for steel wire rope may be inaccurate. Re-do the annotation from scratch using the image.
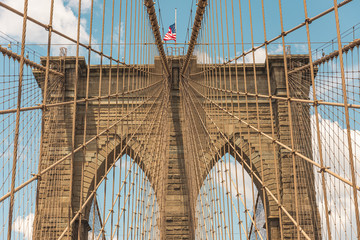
[183,78,312,239]
[58,86,165,239]
[182,79,265,240]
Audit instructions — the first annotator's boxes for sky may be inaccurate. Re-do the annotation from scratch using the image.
[0,0,360,239]
[1,0,359,61]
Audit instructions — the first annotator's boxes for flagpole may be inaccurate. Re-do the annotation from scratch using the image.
[175,8,177,44]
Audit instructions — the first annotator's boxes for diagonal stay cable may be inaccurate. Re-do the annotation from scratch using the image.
[188,76,360,109]
[182,79,311,240]
[0,45,63,76]
[94,92,168,240]
[184,74,360,192]
[57,87,166,239]
[0,2,160,76]
[182,80,264,240]
[0,86,164,204]
[0,79,163,115]
[181,0,208,75]
[182,84,253,240]
[188,0,353,76]
[143,0,170,76]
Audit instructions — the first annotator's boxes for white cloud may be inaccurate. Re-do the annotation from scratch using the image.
[268,44,308,55]
[243,44,307,63]
[195,49,212,64]
[226,48,267,64]
[312,62,360,103]
[269,44,283,54]
[0,0,90,55]
[197,157,265,238]
[292,44,308,54]
[311,114,360,239]
[115,154,134,169]
[195,43,316,65]
[198,111,360,238]
[111,23,125,59]
[64,0,93,12]
[12,213,34,240]
[195,47,267,65]
[243,48,266,64]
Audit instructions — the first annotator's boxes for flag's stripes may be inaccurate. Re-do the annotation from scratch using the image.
[163,24,176,41]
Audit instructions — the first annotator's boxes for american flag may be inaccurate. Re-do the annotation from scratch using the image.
[163,24,176,41]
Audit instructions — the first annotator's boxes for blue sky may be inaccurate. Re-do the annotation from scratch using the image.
[1,0,359,60]
[157,0,360,48]
[0,0,360,239]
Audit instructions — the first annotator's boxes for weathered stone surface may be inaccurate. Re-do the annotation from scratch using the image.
[33,55,320,240]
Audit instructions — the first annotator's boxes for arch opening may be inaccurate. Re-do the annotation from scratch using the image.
[84,153,160,240]
[195,153,267,240]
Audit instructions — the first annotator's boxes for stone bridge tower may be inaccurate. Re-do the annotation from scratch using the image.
[32,55,321,239]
